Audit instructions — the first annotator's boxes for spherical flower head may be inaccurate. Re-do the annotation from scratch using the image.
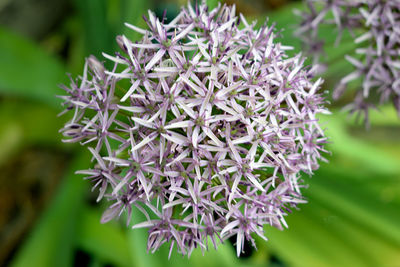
[296,0,400,126]
[60,1,329,257]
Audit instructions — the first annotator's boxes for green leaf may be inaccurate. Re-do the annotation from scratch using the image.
[0,119,23,166]
[185,242,245,267]
[74,0,113,57]
[126,210,176,267]
[207,0,220,10]
[77,207,132,267]
[120,0,152,42]
[0,100,68,166]
[0,26,66,108]
[267,207,369,267]
[0,100,66,147]
[10,151,90,267]
[309,171,400,246]
[267,195,400,267]
[267,161,400,267]
[320,113,400,175]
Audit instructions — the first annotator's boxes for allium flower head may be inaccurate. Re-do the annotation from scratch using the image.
[60,1,329,257]
[296,0,400,125]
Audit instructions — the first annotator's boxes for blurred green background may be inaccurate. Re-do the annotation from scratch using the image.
[0,0,399,266]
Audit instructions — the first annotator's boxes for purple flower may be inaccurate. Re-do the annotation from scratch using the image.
[60,1,329,257]
[296,0,400,126]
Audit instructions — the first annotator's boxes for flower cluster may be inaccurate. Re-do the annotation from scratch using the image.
[296,0,400,125]
[60,1,329,257]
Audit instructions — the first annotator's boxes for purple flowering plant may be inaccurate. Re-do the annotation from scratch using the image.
[296,0,400,126]
[59,1,329,257]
